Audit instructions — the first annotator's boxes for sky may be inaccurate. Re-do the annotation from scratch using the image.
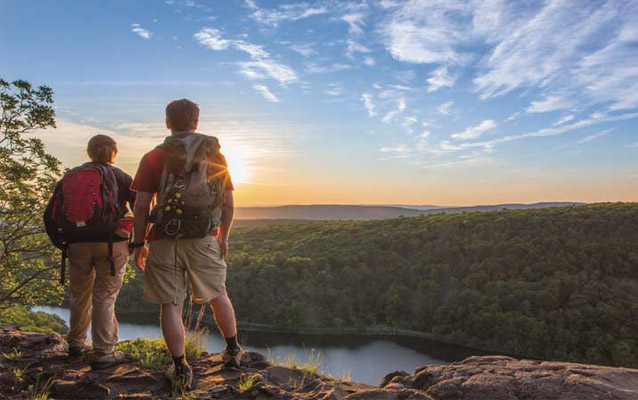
[1,0,637,206]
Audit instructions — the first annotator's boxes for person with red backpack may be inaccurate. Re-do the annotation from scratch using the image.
[131,99,239,393]
[44,135,136,369]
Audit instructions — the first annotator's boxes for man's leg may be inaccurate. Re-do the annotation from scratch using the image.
[210,293,241,366]
[67,243,95,353]
[91,241,127,357]
[161,302,185,358]
[210,293,237,338]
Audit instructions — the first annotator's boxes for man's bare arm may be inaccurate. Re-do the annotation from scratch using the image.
[133,191,153,271]
[133,192,153,242]
[218,190,234,259]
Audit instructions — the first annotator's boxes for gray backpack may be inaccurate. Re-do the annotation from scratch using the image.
[151,132,226,238]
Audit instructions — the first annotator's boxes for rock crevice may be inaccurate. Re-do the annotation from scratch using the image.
[2,328,638,400]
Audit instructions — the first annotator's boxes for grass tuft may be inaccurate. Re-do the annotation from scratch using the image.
[27,376,54,400]
[237,374,257,394]
[2,348,23,361]
[115,329,207,370]
[13,367,26,382]
[268,349,324,376]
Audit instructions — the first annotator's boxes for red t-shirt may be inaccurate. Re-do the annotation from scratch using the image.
[131,145,234,240]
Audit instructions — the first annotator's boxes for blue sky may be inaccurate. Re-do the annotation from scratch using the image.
[1,0,637,206]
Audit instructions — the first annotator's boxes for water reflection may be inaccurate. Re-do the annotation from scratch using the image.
[33,306,485,385]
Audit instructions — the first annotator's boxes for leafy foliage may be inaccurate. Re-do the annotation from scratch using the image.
[119,203,638,368]
[0,78,63,307]
[115,330,206,370]
[0,306,68,334]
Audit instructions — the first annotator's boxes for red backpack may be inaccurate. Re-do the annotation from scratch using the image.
[44,163,120,283]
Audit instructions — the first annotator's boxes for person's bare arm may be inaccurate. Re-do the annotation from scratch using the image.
[218,190,234,259]
[133,191,153,272]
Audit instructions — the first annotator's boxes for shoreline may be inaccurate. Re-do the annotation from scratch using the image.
[115,309,506,356]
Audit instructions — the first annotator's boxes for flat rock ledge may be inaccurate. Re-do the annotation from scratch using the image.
[1,327,637,400]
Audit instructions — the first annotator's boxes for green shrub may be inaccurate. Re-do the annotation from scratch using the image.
[115,330,207,370]
[0,306,68,334]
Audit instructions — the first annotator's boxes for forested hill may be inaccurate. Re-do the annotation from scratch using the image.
[227,203,638,367]
[118,203,638,368]
[234,202,582,220]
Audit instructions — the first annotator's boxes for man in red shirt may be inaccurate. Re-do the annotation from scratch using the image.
[131,99,241,392]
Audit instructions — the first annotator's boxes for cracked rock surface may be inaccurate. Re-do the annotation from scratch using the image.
[2,328,638,400]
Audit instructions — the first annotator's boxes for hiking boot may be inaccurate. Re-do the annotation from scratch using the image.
[221,346,243,369]
[166,362,194,395]
[90,350,127,370]
[68,343,92,357]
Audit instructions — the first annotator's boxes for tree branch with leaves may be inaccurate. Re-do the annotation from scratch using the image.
[0,78,64,308]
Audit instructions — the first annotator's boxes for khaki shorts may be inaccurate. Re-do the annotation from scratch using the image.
[144,235,226,305]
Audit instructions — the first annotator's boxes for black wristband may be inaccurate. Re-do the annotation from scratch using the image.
[130,242,146,248]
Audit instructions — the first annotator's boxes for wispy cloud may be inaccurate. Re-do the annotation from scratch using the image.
[306,62,353,74]
[451,119,497,140]
[382,98,406,124]
[194,27,298,88]
[289,43,316,57]
[238,60,298,85]
[193,28,229,50]
[526,95,573,113]
[253,84,280,103]
[245,0,328,26]
[361,93,376,117]
[131,23,153,39]
[426,66,455,92]
[380,0,638,112]
[577,129,613,144]
[324,84,343,96]
[436,101,454,116]
[553,114,575,126]
[463,111,638,151]
[346,39,372,58]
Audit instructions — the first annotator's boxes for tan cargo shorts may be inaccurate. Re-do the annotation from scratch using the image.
[144,235,226,305]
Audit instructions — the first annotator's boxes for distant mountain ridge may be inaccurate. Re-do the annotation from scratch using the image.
[235,202,585,220]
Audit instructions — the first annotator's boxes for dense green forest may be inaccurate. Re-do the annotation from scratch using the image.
[117,203,638,368]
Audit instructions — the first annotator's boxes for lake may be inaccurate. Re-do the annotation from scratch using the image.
[33,306,486,385]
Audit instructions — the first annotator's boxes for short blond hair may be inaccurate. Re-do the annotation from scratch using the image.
[166,98,199,132]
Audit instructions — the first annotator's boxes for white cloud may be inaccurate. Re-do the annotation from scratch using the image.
[382,98,406,124]
[363,57,376,66]
[253,84,280,103]
[131,23,153,39]
[245,0,328,26]
[233,41,270,59]
[381,0,473,64]
[380,0,638,111]
[462,111,638,150]
[290,43,316,57]
[361,93,376,117]
[553,114,575,126]
[627,142,638,148]
[346,39,372,58]
[193,28,229,50]
[577,129,613,144]
[306,63,353,74]
[426,66,455,92]
[194,27,298,86]
[451,119,497,140]
[239,60,298,85]
[380,144,413,153]
[436,101,454,116]
[342,12,366,35]
[526,95,573,113]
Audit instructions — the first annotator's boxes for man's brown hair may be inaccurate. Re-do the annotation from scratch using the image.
[87,135,117,165]
[166,98,199,132]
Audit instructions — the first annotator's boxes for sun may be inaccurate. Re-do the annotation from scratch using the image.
[223,146,251,184]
